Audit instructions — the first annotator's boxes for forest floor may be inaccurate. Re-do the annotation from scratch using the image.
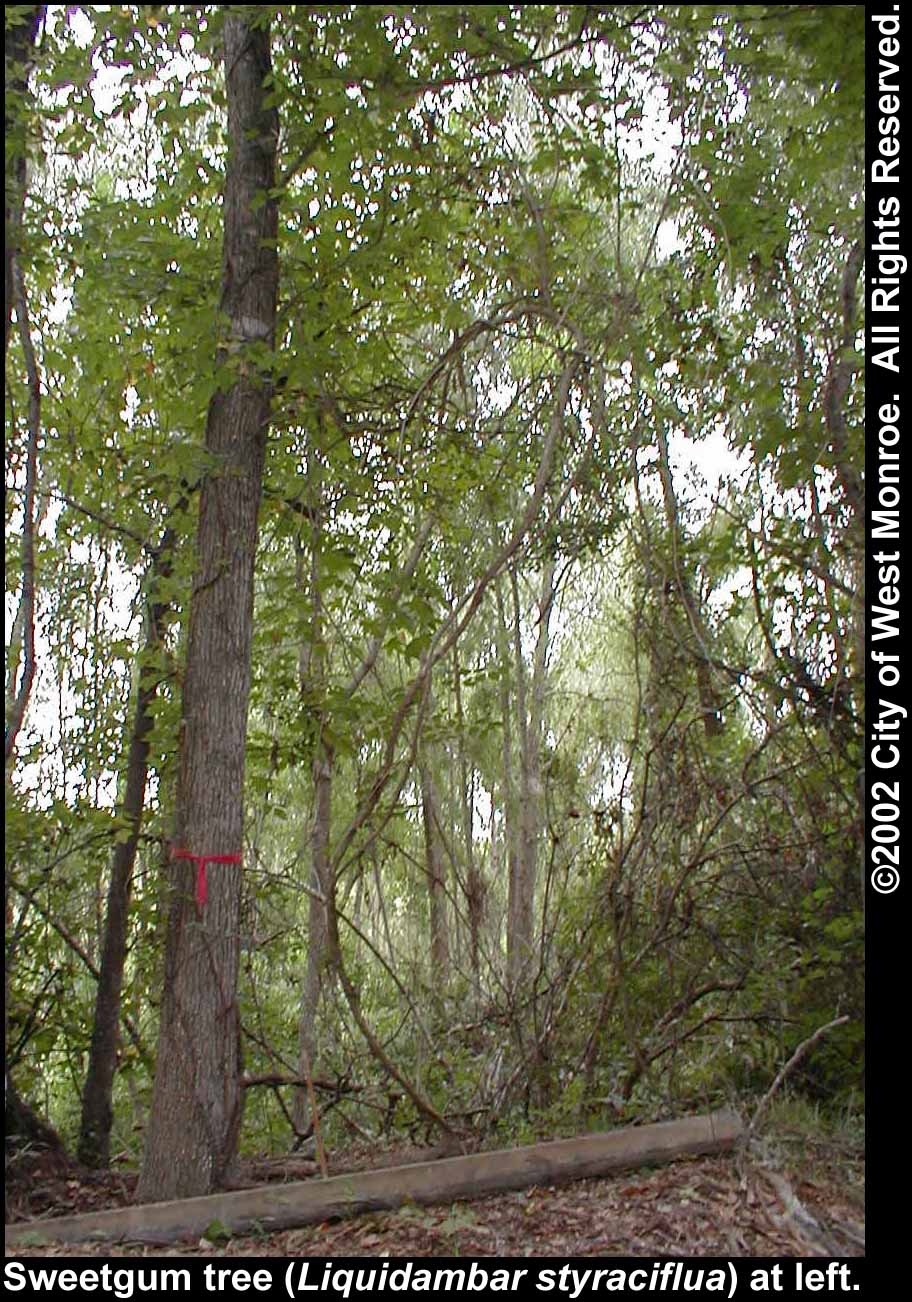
[6,1121,864,1258]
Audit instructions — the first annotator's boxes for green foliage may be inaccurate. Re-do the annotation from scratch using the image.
[5,4,863,1159]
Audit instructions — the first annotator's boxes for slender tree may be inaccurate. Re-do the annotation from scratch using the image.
[292,442,333,1136]
[419,681,450,982]
[506,560,556,993]
[4,4,65,1163]
[77,534,174,1167]
[138,12,279,1201]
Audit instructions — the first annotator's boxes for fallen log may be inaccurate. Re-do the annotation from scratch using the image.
[5,1108,742,1250]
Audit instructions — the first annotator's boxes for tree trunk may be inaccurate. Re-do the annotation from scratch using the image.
[655,425,723,738]
[292,441,334,1137]
[5,1076,68,1161]
[494,578,521,989]
[5,11,46,1143]
[78,536,174,1167]
[452,644,483,999]
[294,732,333,1135]
[4,6,44,359]
[506,561,555,992]
[137,15,279,1203]
[419,733,449,981]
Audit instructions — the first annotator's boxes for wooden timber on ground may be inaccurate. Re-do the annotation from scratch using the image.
[5,1108,743,1250]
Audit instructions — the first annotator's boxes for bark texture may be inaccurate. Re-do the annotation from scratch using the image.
[137,15,278,1202]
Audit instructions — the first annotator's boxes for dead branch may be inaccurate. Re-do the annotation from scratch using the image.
[749,1015,850,1133]
[6,1109,743,1249]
